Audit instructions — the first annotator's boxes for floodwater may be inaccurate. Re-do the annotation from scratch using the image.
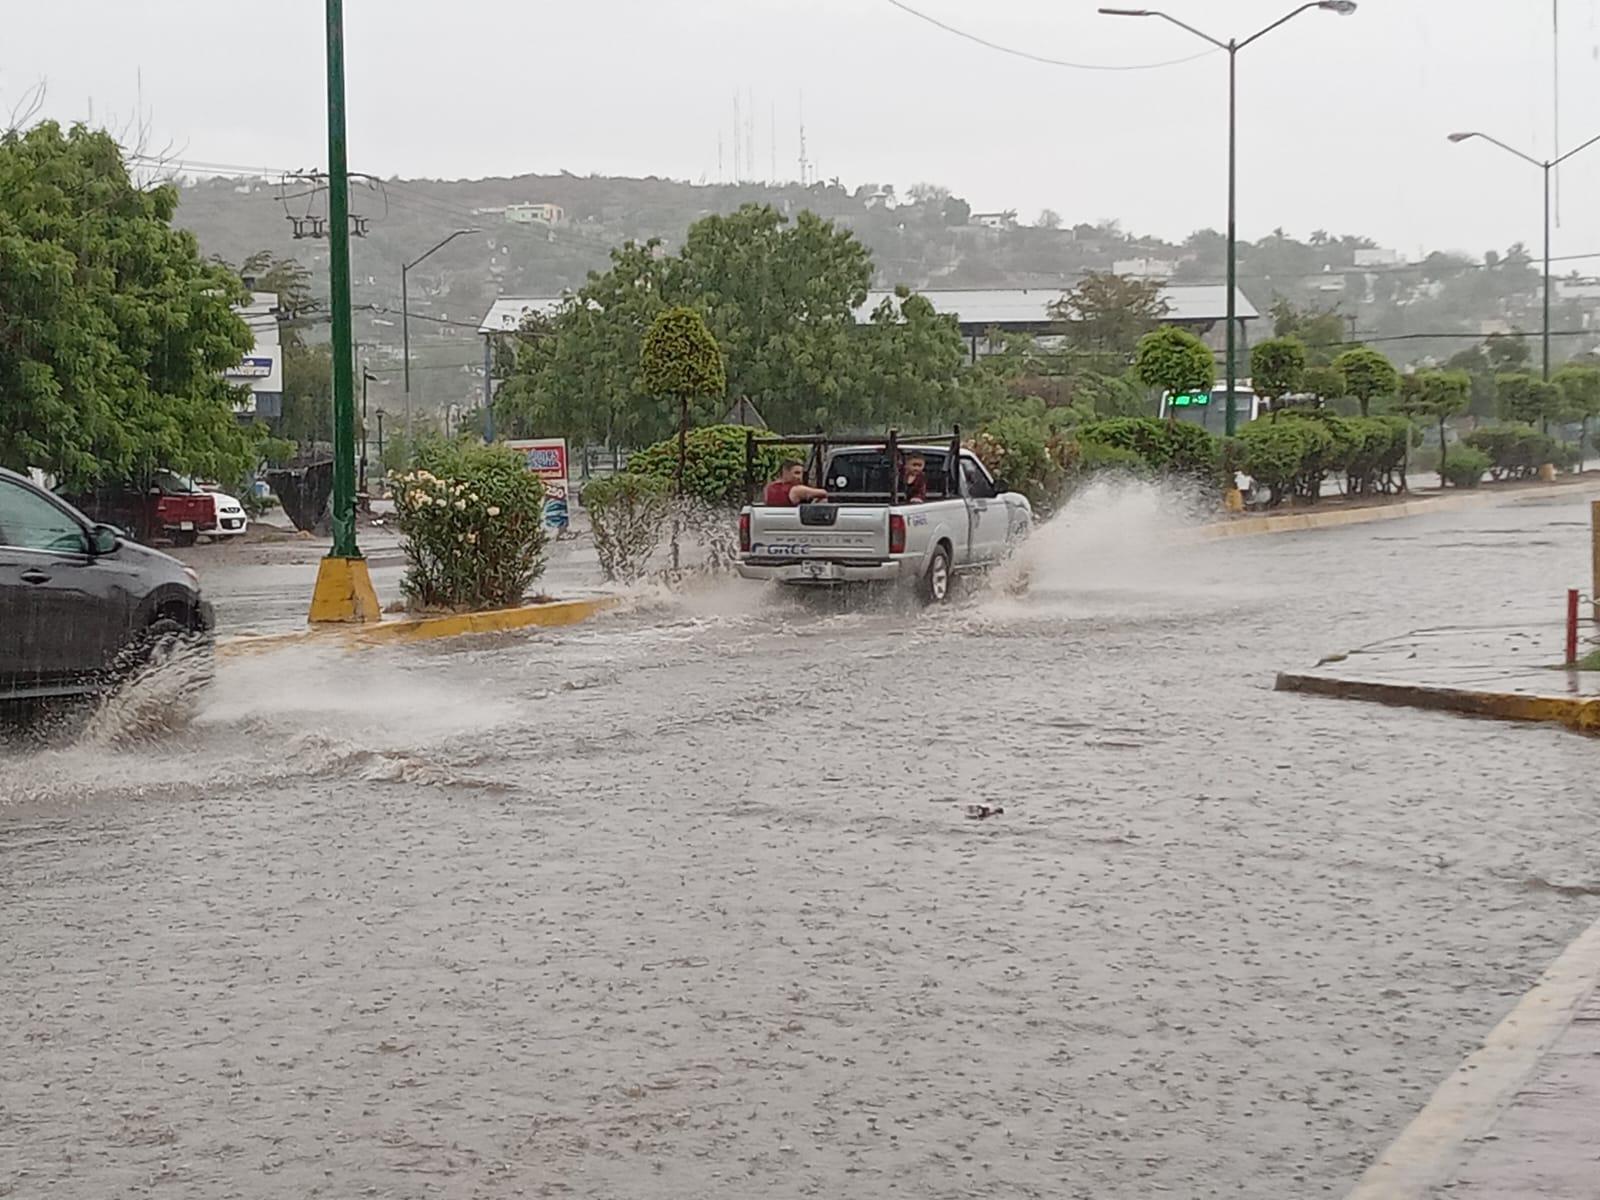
[4,483,1599,1199]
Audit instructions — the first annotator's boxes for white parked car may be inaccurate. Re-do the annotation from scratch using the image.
[736,435,1032,604]
[206,489,249,539]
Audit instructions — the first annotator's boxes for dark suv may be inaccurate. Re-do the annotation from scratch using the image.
[0,467,213,701]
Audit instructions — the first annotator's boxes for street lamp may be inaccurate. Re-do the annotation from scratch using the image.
[402,227,479,427]
[1101,1,1358,435]
[1447,130,1600,379]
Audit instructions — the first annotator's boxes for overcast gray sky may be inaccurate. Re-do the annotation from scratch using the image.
[7,1,1600,264]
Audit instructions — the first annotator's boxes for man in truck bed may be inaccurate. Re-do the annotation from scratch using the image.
[763,460,829,506]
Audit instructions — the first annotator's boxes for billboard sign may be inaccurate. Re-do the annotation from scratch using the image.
[504,438,570,532]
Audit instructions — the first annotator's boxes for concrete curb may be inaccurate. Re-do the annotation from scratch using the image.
[1196,477,1600,540]
[216,596,620,659]
[1345,915,1600,1199]
[1275,672,1600,733]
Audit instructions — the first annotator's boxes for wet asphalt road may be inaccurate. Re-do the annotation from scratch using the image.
[4,483,1600,1199]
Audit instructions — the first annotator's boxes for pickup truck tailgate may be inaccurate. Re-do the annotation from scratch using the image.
[748,504,887,559]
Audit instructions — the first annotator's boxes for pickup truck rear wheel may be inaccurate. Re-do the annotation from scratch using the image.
[918,545,953,606]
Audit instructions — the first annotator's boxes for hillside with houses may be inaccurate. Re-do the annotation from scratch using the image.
[171,170,1600,415]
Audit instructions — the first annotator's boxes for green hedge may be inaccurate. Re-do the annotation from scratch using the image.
[1237,412,1412,506]
[627,424,799,506]
[1462,425,1556,481]
[1076,417,1219,480]
[1441,447,1489,489]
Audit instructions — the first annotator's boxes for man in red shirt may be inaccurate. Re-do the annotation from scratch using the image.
[902,454,928,503]
[763,460,829,506]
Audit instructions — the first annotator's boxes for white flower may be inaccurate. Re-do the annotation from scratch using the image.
[469,493,480,502]
[466,531,478,544]
[454,499,467,510]
[434,497,449,508]
[485,505,501,517]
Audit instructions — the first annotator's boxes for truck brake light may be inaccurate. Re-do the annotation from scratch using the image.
[738,511,751,553]
[889,513,906,555]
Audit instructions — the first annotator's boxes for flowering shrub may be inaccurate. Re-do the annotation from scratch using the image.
[391,442,547,610]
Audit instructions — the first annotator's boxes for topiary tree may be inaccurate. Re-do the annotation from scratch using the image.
[1333,346,1399,417]
[1400,370,1471,488]
[1249,336,1307,413]
[1527,380,1563,436]
[1496,373,1543,426]
[1555,364,1600,471]
[640,306,728,497]
[1303,364,1347,407]
[1133,327,1215,420]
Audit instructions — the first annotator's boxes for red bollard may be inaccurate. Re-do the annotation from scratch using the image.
[1567,588,1580,666]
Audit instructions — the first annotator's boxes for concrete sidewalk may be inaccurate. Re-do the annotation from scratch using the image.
[1348,916,1600,1198]
[1277,620,1600,732]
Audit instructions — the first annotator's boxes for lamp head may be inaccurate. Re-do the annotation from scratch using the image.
[1447,132,1477,144]
[1318,1,1358,13]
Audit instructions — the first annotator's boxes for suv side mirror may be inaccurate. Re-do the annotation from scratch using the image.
[993,478,1011,494]
[89,524,120,556]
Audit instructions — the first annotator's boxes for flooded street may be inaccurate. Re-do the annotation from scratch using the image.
[4,485,1599,1199]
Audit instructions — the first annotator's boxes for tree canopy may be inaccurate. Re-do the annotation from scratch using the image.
[1333,346,1398,417]
[1051,272,1170,359]
[0,121,256,488]
[495,204,977,442]
[1249,337,1307,404]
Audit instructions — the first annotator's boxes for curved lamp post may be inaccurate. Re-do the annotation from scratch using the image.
[1100,1,1358,435]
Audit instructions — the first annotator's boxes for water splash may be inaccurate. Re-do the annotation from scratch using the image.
[977,475,1254,623]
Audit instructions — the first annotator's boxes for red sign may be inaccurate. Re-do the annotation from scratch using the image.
[504,438,568,481]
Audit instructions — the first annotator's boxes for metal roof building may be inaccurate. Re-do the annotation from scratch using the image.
[853,284,1259,333]
[479,295,568,334]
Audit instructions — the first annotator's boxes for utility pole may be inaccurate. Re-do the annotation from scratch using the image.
[308,0,380,623]
[1101,2,1358,435]
[1448,129,1600,380]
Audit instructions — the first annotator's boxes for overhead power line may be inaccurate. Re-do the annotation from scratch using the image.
[882,0,1216,71]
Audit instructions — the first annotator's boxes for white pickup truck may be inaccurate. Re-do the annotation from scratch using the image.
[736,441,1032,603]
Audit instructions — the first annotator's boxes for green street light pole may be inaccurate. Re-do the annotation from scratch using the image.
[1448,129,1600,380]
[1100,2,1357,436]
[309,0,379,622]
[324,0,358,559]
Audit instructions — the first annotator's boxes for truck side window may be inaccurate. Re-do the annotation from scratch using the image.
[962,458,996,500]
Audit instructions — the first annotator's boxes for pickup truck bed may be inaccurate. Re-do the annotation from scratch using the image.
[736,445,1031,603]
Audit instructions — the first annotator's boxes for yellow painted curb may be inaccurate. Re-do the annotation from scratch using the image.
[353,597,620,645]
[1345,915,1600,1200]
[217,596,620,659]
[1275,672,1600,732]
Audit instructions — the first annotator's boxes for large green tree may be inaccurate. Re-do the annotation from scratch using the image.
[495,204,973,443]
[1051,272,1170,359]
[0,121,255,488]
